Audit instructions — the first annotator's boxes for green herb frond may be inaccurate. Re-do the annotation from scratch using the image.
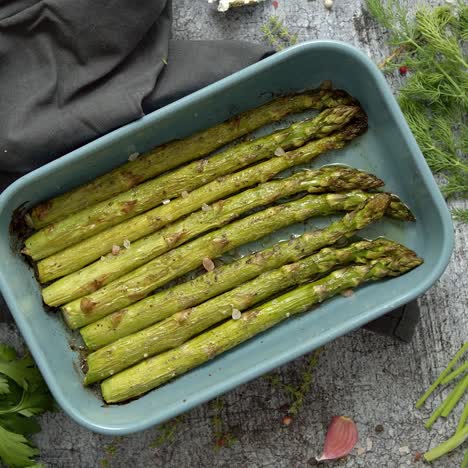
[261,16,298,51]
[367,0,468,218]
[452,208,468,222]
[265,349,321,416]
[0,345,54,467]
[210,397,237,449]
[149,416,184,448]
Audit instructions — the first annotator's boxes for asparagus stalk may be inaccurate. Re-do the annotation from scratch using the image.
[425,375,468,429]
[416,341,468,408]
[440,374,468,418]
[24,106,362,261]
[38,121,373,283]
[42,167,383,305]
[441,362,468,385]
[27,87,355,229]
[100,254,423,403]
[81,194,394,350]
[61,190,411,328]
[458,402,468,434]
[423,425,468,462]
[86,237,412,384]
[462,448,468,468]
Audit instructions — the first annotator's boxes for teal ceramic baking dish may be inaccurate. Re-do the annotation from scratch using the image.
[0,41,454,435]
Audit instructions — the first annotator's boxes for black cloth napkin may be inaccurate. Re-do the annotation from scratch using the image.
[0,0,420,340]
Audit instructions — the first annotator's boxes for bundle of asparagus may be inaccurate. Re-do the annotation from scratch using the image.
[86,234,415,384]
[101,251,423,403]
[24,104,360,261]
[42,166,384,305]
[61,189,411,328]
[21,84,422,404]
[80,194,409,350]
[37,118,367,282]
[26,85,355,229]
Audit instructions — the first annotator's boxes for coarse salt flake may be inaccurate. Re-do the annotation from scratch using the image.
[201,203,211,211]
[274,147,286,156]
[100,256,106,261]
[181,190,189,198]
[111,245,120,255]
[356,446,366,456]
[231,308,241,320]
[202,257,215,272]
[143,353,148,358]
[162,199,171,205]
[123,239,131,249]
[128,152,140,161]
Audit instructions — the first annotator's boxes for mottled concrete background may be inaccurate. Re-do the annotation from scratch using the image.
[1,1,467,467]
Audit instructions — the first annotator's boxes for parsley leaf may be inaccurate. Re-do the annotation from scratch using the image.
[0,344,54,467]
[0,425,39,468]
[0,349,34,390]
[0,375,10,395]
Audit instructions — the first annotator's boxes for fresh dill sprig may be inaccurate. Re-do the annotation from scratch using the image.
[149,416,185,448]
[210,397,237,449]
[261,16,298,51]
[452,208,468,223]
[265,349,321,417]
[366,1,468,220]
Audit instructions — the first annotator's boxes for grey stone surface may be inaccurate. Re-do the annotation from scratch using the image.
[1,1,467,467]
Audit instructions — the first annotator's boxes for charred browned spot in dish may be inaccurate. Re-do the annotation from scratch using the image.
[128,291,147,301]
[121,200,137,214]
[205,343,219,358]
[212,235,229,248]
[85,274,111,293]
[197,159,208,173]
[81,297,97,313]
[245,309,260,321]
[111,310,126,329]
[122,171,144,188]
[45,223,56,233]
[32,200,53,221]
[165,231,186,247]
[176,309,191,325]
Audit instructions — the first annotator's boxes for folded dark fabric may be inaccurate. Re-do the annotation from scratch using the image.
[0,0,420,339]
[0,0,270,173]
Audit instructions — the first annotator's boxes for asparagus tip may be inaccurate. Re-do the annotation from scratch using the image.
[387,194,416,221]
[339,114,369,140]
